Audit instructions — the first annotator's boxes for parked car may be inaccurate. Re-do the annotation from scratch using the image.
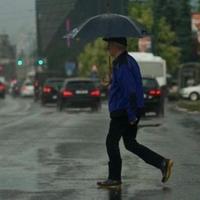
[41,78,64,105]
[20,81,34,97]
[142,77,163,116]
[179,84,200,101]
[0,82,6,98]
[57,78,101,111]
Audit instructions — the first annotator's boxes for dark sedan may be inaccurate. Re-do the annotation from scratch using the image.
[57,78,101,111]
[142,77,163,116]
[41,78,64,105]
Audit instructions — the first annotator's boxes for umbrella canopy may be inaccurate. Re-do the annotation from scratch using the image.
[65,13,148,41]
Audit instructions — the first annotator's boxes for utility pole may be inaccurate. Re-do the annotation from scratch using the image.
[151,1,158,54]
[35,0,41,57]
[106,0,111,13]
[121,0,124,14]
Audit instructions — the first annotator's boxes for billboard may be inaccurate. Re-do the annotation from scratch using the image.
[192,12,200,43]
[65,61,76,77]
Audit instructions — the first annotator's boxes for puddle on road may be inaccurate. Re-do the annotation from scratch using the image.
[180,118,200,129]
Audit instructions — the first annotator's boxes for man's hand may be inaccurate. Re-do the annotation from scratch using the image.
[130,118,138,126]
[129,118,139,126]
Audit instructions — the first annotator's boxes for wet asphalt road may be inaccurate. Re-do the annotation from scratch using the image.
[0,96,200,200]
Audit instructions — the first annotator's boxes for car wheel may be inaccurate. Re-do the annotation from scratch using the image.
[155,106,164,117]
[155,110,162,117]
[41,99,46,106]
[189,92,199,101]
[155,110,160,117]
[91,106,97,112]
[57,101,63,112]
[34,96,38,102]
[91,103,101,112]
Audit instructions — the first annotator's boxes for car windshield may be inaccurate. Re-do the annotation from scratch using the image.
[66,81,95,90]
[46,80,64,88]
[25,82,33,86]
[142,78,158,89]
[138,62,164,77]
[92,78,101,87]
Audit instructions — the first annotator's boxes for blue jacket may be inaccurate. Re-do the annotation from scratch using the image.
[109,51,144,122]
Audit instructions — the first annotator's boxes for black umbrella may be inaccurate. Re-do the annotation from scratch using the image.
[65,13,148,41]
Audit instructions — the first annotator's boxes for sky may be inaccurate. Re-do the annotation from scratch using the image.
[0,0,36,51]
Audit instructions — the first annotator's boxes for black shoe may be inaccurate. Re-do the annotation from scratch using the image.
[97,179,122,188]
[161,159,174,183]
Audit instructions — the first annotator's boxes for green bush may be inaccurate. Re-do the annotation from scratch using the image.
[177,100,200,112]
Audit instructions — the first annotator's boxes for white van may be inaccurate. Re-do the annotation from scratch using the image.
[129,52,167,88]
[129,52,167,117]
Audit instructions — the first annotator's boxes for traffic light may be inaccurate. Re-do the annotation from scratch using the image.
[37,59,44,66]
[17,58,23,66]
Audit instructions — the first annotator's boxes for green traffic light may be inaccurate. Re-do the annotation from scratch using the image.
[38,59,44,65]
[17,59,23,66]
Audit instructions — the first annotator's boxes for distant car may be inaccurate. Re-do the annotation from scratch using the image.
[20,81,34,97]
[179,84,200,101]
[0,82,6,98]
[41,78,64,105]
[57,78,101,111]
[142,77,163,116]
[10,81,23,98]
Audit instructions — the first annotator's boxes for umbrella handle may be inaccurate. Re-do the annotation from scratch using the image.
[109,56,112,82]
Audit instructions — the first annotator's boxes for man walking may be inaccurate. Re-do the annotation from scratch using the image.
[97,37,173,187]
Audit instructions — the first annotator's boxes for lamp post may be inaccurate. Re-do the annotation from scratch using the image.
[106,0,111,13]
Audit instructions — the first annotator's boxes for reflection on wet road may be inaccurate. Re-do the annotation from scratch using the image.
[0,97,200,199]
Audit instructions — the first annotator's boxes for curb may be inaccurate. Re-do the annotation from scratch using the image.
[175,105,200,114]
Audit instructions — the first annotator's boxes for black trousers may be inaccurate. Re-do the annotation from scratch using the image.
[106,117,165,181]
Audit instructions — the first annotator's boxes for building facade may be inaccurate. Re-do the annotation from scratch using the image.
[0,34,16,80]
